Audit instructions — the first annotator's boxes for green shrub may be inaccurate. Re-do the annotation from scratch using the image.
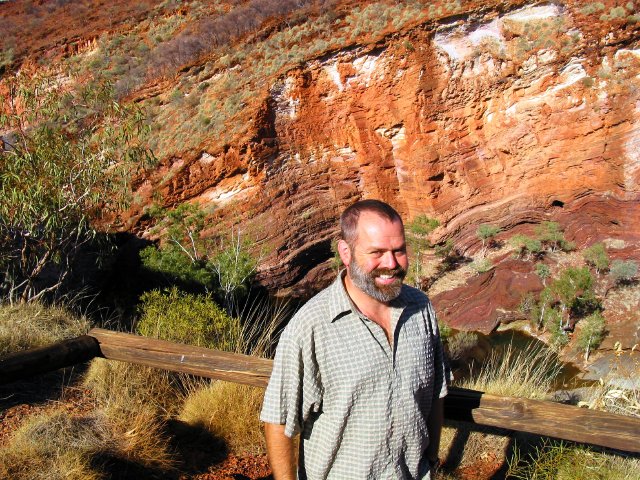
[509,234,542,259]
[438,321,452,341]
[583,242,609,274]
[406,215,439,287]
[209,234,258,306]
[471,258,493,273]
[535,221,572,252]
[136,287,241,351]
[609,259,638,285]
[547,266,599,319]
[140,204,257,302]
[576,311,606,359]
[544,308,568,348]
[477,224,501,256]
[535,263,551,284]
[140,244,214,287]
[434,239,455,259]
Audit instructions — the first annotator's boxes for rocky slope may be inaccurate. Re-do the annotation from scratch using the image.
[2,1,639,345]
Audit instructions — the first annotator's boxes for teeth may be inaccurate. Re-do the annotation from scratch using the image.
[379,274,393,279]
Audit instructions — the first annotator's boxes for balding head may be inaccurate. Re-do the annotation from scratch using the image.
[340,199,403,248]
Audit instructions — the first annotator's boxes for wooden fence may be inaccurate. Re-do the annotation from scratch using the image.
[1,327,639,454]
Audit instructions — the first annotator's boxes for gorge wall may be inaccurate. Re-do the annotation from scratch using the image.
[133,2,640,300]
[5,1,639,337]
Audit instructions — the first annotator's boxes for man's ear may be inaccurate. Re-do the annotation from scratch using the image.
[337,239,351,266]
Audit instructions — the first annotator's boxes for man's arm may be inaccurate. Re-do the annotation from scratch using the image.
[426,397,444,467]
[264,422,297,480]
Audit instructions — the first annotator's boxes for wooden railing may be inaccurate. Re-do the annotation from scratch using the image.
[2,327,639,454]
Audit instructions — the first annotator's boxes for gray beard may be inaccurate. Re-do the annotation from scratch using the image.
[349,258,406,303]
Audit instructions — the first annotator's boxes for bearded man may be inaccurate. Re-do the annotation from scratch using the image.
[261,199,448,479]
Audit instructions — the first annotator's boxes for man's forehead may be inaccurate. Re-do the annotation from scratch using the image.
[355,212,405,240]
[356,211,403,228]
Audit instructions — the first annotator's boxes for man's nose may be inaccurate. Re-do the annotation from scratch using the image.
[380,251,398,269]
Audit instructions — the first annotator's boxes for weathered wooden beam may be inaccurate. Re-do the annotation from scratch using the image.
[89,328,273,388]
[0,335,101,385]
[6,329,638,454]
[445,387,640,453]
[88,328,640,453]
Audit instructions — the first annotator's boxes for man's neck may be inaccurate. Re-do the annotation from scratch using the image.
[342,273,390,322]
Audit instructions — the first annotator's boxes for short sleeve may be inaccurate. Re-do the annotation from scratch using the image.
[260,320,323,438]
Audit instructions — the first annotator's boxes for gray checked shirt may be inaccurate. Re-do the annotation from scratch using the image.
[260,273,448,479]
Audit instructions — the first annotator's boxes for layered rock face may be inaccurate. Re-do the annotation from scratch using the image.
[134,2,640,330]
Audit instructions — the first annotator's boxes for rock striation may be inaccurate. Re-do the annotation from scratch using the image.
[142,2,640,304]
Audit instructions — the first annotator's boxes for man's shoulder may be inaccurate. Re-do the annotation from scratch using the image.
[286,282,337,333]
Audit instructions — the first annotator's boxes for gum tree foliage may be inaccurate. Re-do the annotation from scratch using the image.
[535,221,574,252]
[140,203,214,287]
[0,73,154,303]
[547,267,596,321]
[405,214,439,288]
[583,242,609,274]
[510,222,573,261]
[140,203,257,309]
[476,224,501,257]
[576,311,606,361]
[535,263,551,285]
[527,267,600,347]
[509,234,542,260]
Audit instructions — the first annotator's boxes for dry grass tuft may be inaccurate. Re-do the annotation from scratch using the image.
[0,407,174,480]
[458,341,562,399]
[179,380,266,455]
[0,301,90,357]
[83,357,185,418]
[507,438,640,480]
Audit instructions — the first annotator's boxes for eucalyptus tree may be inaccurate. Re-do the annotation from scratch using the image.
[0,72,154,302]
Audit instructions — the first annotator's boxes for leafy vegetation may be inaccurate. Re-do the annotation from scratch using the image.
[510,234,542,260]
[136,287,241,351]
[583,242,610,274]
[140,203,257,308]
[405,214,439,287]
[476,224,501,257]
[609,259,638,286]
[0,73,154,303]
[522,266,601,348]
[575,310,606,360]
[509,222,573,262]
[140,203,215,288]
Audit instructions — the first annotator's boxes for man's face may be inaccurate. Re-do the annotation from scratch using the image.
[342,211,408,303]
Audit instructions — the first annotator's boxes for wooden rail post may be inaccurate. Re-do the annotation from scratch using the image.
[0,335,101,385]
[89,328,273,387]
